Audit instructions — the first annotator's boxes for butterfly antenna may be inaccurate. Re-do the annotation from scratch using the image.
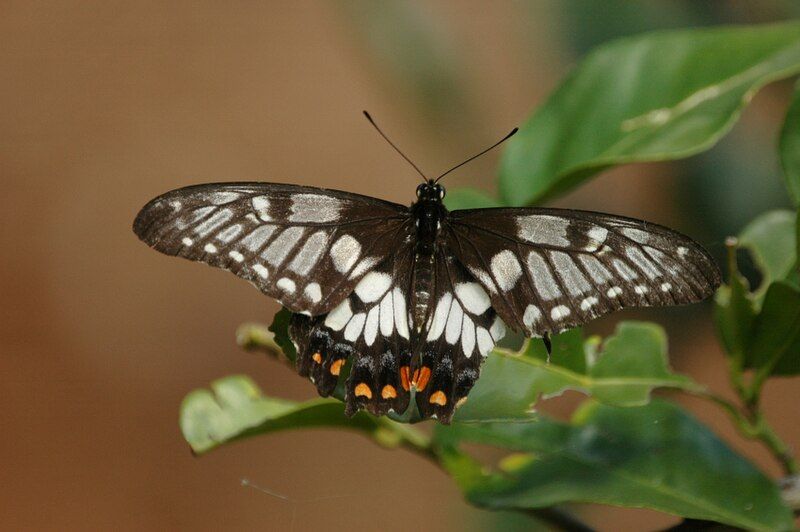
[434,127,518,184]
[363,110,428,183]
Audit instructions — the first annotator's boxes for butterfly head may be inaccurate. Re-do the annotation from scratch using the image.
[416,180,446,203]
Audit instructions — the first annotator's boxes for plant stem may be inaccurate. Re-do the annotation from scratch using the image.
[690,388,798,475]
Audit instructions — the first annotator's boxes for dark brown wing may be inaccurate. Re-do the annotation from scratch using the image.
[289,242,415,418]
[411,251,507,422]
[444,207,721,336]
[133,182,412,315]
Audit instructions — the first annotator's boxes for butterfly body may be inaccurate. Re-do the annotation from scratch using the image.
[134,180,720,423]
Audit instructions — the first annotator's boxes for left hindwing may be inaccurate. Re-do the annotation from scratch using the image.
[289,242,415,418]
[134,182,412,316]
[444,207,721,336]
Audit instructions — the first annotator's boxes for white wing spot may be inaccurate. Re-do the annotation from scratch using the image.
[330,235,361,273]
[607,286,623,298]
[204,243,218,253]
[392,287,409,339]
[580,296,599,311]
[251,196,271,221]
[170,200,182,211]
[551,305,571,320]
[277,277,296,294]
[229,251,244,262]
[364,306,380,346]
[626,247,660,279]
[216,223,243,243]
[209,191,241,205]
[490,250,523,291]
[612,258,638,280]
[455,282,491,315]
[677,246,689,257]
[354,271,392,303]
[634,285,649,295]
[262,227,305,267]
[660,282,672,292]
[476,327,494,356]
[584,226,608,251]
[195,209,233,237]
[461,316,476,359]
[523,305,542,329]
[304,282,322,303]
[550,251,591,296]
[516,215,570,246]
[621,227,651,244]
[445,298,464,345]
[426,292,452,342]
[344,312,367,342]
[379,291,394,336]
[489,316,506,342]
[289,194,341,223]
[527,251,561,300]
[288,231,328,276]
[181,237,193,247]
[241,225,276,252]
[253,264,269,279]
[325,299,352,331]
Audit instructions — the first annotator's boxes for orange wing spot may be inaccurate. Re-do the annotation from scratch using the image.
[381,385,397,399]
[354,383,373,399]
[399,366,411,391]
[312,352,322,364]
[330,359,345,376]
[412,367,431,391]
[429,391,447,406]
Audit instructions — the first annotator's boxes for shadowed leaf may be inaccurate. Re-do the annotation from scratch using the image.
[437,400,793,531]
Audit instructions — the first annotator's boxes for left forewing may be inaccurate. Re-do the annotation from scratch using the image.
[133,182,411,315]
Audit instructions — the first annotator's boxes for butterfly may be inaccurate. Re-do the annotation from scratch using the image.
[133,112,721,423]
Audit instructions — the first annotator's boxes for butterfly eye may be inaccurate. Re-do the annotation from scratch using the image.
[416,184,425,198]
[438,186,446,199]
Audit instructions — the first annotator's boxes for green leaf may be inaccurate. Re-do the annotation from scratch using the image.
[499,21,800,206]
[453,322,697,423]
[748,281,800,376]
[738,210,798,299]
[437,400,793,531]
[268,308,297,363]
[714,241,757,362]
[180,375,379,454]
[780,81,800,206]
[443,187,503,210]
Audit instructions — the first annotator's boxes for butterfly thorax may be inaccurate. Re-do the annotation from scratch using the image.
[409,182,447,333]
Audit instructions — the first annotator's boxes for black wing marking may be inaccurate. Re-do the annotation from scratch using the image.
[446,207,721,336]
[414,254,507,422]
[289,243,415,418]
[133,182,412,315]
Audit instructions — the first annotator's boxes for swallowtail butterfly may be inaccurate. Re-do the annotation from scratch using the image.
[133,114,720,423]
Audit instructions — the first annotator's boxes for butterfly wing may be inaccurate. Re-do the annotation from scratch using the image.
[413,251,506,422]
[289,241,415,418]
[444,207,721,336]
[133,182,412,315]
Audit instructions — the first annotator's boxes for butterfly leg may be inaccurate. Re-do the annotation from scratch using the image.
[543,332,552,362]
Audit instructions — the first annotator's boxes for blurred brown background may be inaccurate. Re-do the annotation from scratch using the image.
[2,2,799,530]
